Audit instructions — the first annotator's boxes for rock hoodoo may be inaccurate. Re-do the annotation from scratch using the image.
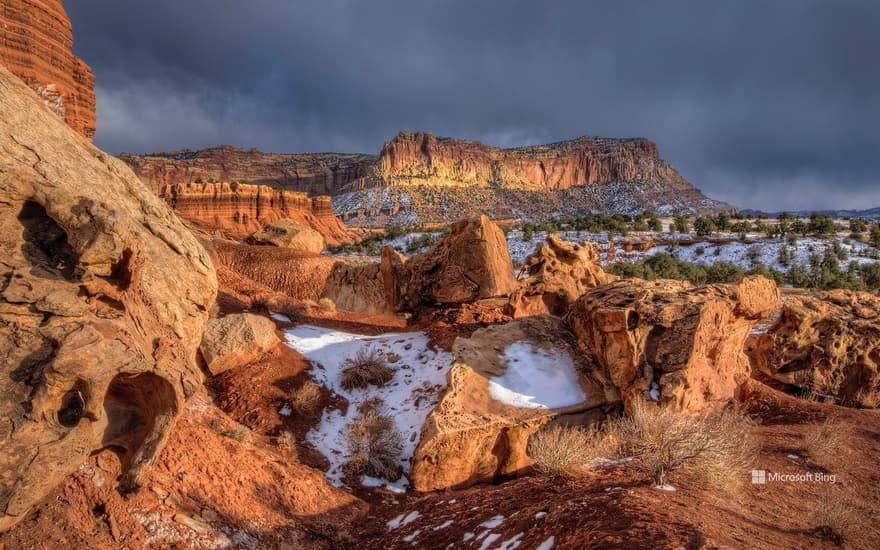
[748,290,880,403]
[568,276,780,413]
[507,235,617,317]
[381,216,518,311]
[248,218,326,252]
[0,0,96,139]
[0,66,216,531]
[160,182,357,245]
[410,316,618,492]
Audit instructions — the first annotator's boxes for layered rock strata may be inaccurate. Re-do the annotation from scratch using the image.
[0,0,96,139]
[161,182,357,245]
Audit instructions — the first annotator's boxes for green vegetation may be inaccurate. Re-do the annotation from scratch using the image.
[608,249,880,291]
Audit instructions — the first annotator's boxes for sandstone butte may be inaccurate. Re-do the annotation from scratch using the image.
[0,64,216,531]
[120,131,733,227]
[160,181,357,246]
[0,0,95,140]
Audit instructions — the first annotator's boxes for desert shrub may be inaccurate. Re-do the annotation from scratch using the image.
[317,297,336,312]
[527,424,611,479]
[802,420,850,469]
[809,490,862,543]
[340,347,394,391]
[343,399,403,480]
[610,400,757,492]
[290,380,323,414]
[854,387,880,409]
[223,423,253,445]
[276,430,296,447]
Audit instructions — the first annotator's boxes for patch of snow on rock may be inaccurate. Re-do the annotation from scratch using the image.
[487,342,586,409]
[497,532,524,550]
[536,535,556,550]
[479,515,506,529]
[478,533,502,550]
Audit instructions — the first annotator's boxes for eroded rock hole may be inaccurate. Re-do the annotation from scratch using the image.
[107,248,134,290]
[58,387,86,427]
[18,201,81,280]
[102,372,177,470]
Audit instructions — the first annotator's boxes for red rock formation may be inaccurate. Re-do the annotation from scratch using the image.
[0,0,95,139]
[748,290,880,403]
[507,235,617,318]
[568,276,780,413]
[120,145,375,196]
[161,182,357,245]
[381,216,518,311]
[0,64,215,531]
[376,131,686,190]
[120,133,732,228]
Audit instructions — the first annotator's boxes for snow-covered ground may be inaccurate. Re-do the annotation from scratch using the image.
[283,325,452,491]
[487,342,586,409]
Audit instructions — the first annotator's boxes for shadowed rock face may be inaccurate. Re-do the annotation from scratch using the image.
[410,316,618,492]
[748,290,880,402]
[0,0,96,139]
[381,215,518,311]
[0,65,216,531]
[568,276,780,413]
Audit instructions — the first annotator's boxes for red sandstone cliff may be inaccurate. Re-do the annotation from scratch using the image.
[161,182,357,245]
[0,0,96,140]
[121,146,376,196]
[372,131,688,190]
[121,132,731,227]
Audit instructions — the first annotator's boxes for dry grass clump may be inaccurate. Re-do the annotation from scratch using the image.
[290,380,322,415]
[317,297,336,312]
[276,430,296,448]
[527,424,612,479]
[809,490,863,543]
[342,399,403,481]
[802,419,850,469]
[611,399,758,492]
[854,387,879,409]
[340,347,394,391]
[223,423,253,445]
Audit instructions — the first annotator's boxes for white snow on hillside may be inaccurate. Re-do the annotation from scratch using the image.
[487,342,586,409]
[283,326,452,489]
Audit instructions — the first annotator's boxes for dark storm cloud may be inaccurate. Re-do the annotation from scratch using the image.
[65,0,880,210]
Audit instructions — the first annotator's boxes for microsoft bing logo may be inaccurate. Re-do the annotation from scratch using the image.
[751,470,767,484]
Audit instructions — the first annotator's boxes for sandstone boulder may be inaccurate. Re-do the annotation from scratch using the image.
[247,218,326,252]
[0,66,216,531]
[568,276,779,413]
[507,235,617,317]
[199,314,280,375]
[410,316,618,492]
[748,290,880,403]
[381,216,518,311]
[320,260,392,315]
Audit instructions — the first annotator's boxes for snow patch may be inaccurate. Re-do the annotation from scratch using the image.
[278,404,292,417]
[536,535,556,550]
[497,532,524,550]
[479,515,506,529]
[270,313,291,323]
[433,520,455,531]
[487,342,586,409]
[387,511,420,531]
[478,533,502,550]
[284,326,452,488]
[655,484,676,492]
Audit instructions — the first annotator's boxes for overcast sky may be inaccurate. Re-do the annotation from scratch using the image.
[66,1,879,211]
